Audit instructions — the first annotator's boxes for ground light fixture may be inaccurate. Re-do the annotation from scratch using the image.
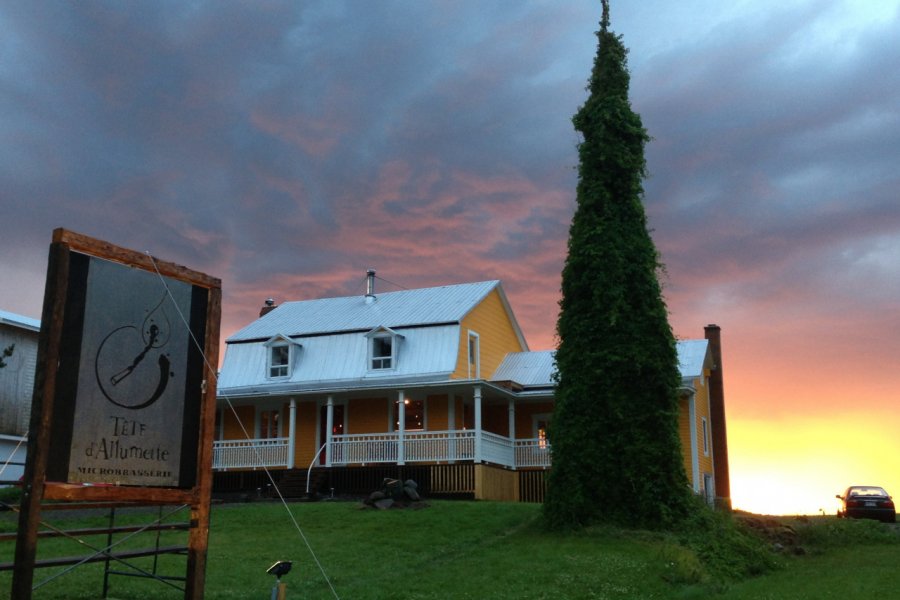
[267,560,292,600]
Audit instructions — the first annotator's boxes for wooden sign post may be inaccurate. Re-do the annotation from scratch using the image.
[12,229,221,599]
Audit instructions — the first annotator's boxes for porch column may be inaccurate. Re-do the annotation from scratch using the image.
[508,398,516,470]
[288,398,297,469]
[397,390,406,465]
[448,396,457,462]
[325,395,334,467]
[474,386,482,463]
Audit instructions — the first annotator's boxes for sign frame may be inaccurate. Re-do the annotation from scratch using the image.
[12,229,221,599]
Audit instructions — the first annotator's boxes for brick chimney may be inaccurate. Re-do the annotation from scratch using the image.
[259,298,277,317]
[704,324,731,507]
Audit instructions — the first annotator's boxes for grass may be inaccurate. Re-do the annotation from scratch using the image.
[0,499,897,599]
[723,516,900,599]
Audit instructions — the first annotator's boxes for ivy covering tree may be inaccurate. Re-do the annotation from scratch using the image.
[544,0,693,529]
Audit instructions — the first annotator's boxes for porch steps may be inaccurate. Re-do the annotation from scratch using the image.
[275,470,326,499]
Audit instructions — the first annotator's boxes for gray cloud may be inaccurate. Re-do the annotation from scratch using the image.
[1,1,899,374]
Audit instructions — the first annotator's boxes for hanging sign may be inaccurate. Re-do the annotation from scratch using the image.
[45,234,214,489]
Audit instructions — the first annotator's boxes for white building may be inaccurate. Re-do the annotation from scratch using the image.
[0,309,40,482]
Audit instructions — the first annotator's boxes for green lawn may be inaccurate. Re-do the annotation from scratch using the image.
[723,517,900,599]
[1,500,897,599]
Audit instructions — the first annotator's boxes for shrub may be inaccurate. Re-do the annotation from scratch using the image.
[0,485,21,506]
[674,500,780,582]
[793,516,900,548]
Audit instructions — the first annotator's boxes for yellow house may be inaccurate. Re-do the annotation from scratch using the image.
[214,273,727,503]
[677,339,717,503]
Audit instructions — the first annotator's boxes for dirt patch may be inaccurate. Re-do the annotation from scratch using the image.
[737,515,806,555]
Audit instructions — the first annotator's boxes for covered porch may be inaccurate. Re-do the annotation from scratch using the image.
[212,384,553,472]
[211,429,550,470]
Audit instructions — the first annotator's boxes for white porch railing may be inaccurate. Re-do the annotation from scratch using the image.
[405,430,476,462]
[514,438,552,468]
[331,432,399,465]
[331,430,477,465]
[331,431,550,469]
[212,437,290,470]
[481,431,514,466]
[212,431,551,470]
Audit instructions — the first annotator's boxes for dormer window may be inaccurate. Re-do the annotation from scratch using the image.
[264,335,300,379]
[372,336,392,369]
[270,345,289,377]
[365,326,403,371]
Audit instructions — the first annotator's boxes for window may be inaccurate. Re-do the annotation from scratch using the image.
[371,335,393,369]
[366,326,402,371]
[259,409,280,439]
[701,416,710,456]
[394,398,425,431]
[467,331,480,379]
[269,344,290,378]
[264,335,298,379]
[534,414,551,448]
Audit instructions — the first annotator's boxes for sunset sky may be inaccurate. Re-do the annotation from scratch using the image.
[2,1,898,515]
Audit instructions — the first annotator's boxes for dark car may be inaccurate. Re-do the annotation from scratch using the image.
[836,486,896,523]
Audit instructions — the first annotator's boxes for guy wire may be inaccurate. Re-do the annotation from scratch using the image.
[145,252,341,600]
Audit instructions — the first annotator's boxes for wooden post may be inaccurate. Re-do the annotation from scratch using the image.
[185,281,220,600]
[275,582,287,600]
[11,240,69,598]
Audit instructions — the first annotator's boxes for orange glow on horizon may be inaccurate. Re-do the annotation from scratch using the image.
[728,415,900,515]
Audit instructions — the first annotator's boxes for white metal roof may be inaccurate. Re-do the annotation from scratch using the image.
[228,280,503,342]
[218,324,461,395]
[491,350,555,387]
[677,339,710,380]
[0,310,40,332]
[491,340,711,389]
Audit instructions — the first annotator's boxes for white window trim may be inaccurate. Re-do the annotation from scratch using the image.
[532,413,551,449]
[701,416,710,457]
[264,334,300,380]
[686,394,700,493]
[467,330,480,379]
[365,326,403,372]
[269,344,290,378]
[370,335,393,370]
[532,413,552,438]
[256,406,282,439]
[703,473,715,505]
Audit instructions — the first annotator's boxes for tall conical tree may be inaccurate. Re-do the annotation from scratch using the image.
[544,0,692,529]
